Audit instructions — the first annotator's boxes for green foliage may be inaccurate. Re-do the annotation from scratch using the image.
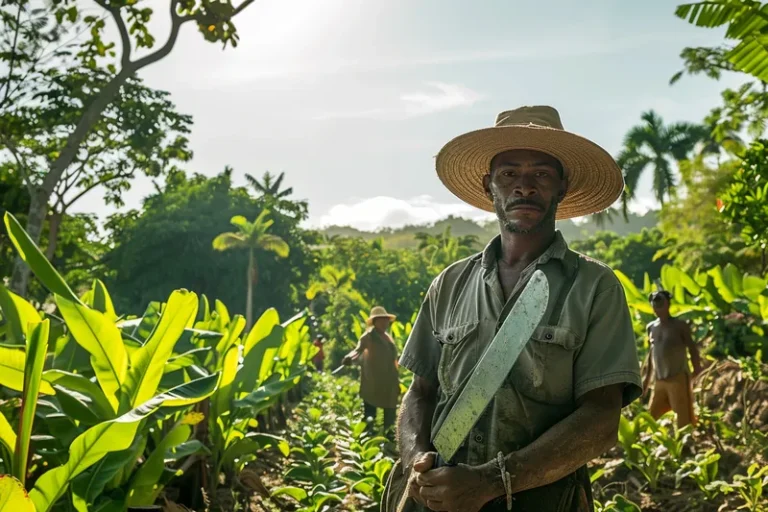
[676,449,722,499]
[571,228,670,285]
[595,494,642,512]
[676,1,768,83]
[105,169,318,318]
[720,139,768,272]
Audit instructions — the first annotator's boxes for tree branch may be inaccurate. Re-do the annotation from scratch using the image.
[94,0,133,69]
[63,168,133,210]
[130,0,191,70]
[0,3,23,111]
[0,133,35,195]
[233,0,257,17]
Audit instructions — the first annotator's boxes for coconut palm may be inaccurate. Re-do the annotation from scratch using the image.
[245,171,293,199]
[414,226,479,269]
[617,110,713,211]
[212,210,290,329]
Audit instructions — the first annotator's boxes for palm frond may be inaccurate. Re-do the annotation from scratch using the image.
[212,232,246,251]
[259,234,290,258]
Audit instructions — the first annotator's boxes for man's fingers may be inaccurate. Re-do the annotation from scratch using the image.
[413,452,436,472]
[426,499,449,512]
[415,467,448,486]
[418,484,446,501]
[408,480,426,506]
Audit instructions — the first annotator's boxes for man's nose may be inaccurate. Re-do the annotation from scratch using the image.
[512,179,538,197]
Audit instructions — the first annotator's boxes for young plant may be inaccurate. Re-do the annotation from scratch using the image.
[675,449,721,499]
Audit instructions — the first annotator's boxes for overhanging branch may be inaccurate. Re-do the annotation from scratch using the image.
[94,0,133,69]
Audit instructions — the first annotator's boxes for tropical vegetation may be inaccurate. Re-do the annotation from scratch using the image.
[1,1,768,511]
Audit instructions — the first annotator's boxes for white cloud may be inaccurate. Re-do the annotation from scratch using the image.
[307,195,495,231]
[312,82,482,121]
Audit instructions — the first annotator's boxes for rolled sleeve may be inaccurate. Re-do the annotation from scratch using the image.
[574,282,643,407]
[399,294,440,383]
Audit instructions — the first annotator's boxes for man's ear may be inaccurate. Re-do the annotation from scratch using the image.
[482,174,492,198]
[557,179,568,203]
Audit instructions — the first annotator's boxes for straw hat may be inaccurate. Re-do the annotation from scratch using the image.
[435,106,624,220]
[366,306,396,326]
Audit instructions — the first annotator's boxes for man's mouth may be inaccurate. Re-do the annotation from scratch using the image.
[506,202,544,213]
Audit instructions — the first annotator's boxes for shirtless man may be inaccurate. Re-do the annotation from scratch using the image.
[643,290,702,428]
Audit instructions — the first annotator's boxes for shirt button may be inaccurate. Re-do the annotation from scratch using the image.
[545,333,553,340]
[474,433,483,443]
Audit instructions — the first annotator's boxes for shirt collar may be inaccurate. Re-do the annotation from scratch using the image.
[480,230,573,270]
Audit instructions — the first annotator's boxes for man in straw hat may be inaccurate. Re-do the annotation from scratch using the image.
[341,306,401,438]
[383,106,642,512]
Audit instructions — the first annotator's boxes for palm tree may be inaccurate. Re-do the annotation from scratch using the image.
[617,110,713,212]
[245,171,293,199]
[212,210,290,329]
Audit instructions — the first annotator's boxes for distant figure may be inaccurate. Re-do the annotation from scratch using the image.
[341,306,400,438]
[643,290,702,428]
[312,335,325,372]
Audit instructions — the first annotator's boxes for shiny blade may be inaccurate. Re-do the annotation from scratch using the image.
[432,269,549,463]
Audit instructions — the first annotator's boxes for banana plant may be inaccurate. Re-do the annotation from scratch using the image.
[0,475,35,512]
[1,212,221,510]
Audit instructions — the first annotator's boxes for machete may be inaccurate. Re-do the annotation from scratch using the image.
[432,269,550,465]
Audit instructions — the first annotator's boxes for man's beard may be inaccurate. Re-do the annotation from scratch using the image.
[492,194,558,234]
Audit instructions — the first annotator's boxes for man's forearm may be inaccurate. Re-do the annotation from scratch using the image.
[502,386,622,495]
[398,385,437,470]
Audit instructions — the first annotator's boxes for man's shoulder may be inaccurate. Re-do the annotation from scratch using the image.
[429,251,484,292]
[567,248,623,291]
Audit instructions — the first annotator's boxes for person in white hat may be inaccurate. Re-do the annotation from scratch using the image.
[383,106,643,512]
[341,306,401,438]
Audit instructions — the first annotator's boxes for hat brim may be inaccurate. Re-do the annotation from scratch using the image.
[366,314,396,326]
[435,125,624,220]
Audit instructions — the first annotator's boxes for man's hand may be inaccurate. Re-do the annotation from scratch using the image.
[405,452,436,507]
[414,460,502,512]
[341,355,352,366]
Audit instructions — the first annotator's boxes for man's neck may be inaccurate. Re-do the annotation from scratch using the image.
[657,313,672,323]
[498,227,557,267]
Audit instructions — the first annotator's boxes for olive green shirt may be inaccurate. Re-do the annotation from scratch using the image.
[399,231,642,467]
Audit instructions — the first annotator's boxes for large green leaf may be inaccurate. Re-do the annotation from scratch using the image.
[3,213,79,303]
[214,315,246,360]
[243,308,280,355]
[164,347,212,373]
[56,296,127,413]
[14,320,49,486]
[70,440,142,511]
[52,333,91,373]
[28,402,158,512]
[271,486,308,502]
[120,290,198,410]
[0,413,16,467]
[43,370,114,421]
[126,423,191,506]
[0,346,55,395]
[82,280,118,322]
[707,266,738,303]
[149,372,221,408]
[0,474,34,512]
[237,324,284,393]
[742,275,767,302]
[214,345,239,418]
[0,285,41,346]
[234,373,302,416]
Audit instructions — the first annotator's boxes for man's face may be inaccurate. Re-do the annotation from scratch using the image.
[373,317,391,330]
[483,149,567,234]
[651,294,670,316]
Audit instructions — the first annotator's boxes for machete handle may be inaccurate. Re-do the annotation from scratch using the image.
[434,453,455,468]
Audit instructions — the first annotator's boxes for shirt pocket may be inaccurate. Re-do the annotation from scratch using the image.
[507,325,583,404]
[435,322,479,396]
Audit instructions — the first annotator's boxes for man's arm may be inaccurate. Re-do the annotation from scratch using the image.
[681,321,702,375]
[415,384,624,509]
[642,347,654,396]
[398,375,438,471]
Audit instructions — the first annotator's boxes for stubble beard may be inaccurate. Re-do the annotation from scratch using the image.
[492,194,559,234]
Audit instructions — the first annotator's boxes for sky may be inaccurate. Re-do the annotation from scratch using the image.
[70,0,745,231]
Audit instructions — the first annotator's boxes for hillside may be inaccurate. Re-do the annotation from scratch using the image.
[320,211,659,249]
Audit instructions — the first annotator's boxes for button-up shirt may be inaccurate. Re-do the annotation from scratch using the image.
[399,231,642,467]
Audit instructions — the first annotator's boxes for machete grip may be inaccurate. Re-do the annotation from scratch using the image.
[434,453,455,468]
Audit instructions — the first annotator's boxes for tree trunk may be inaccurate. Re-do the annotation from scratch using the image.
[10,188,49,296]
[45,210,63,262]
[246,250,254,330]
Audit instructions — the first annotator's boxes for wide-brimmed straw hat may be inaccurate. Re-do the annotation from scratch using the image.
[366,306,396,326]
[435,105,624,220]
